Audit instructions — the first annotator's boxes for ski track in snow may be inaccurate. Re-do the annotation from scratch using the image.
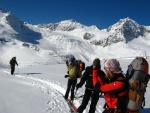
[3,69,104,113]
[3,70,72,113]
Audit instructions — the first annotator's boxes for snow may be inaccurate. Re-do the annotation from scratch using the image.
[0,59,150,113]
[0,9,150,113]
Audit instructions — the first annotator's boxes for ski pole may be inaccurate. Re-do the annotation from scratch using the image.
[74,88,78,95]
[18,67,19,75]
[75,89,77,95]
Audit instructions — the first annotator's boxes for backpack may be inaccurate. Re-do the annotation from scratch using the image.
[71,60,85,78]
[126,57,150,109]
[79,60,85,71]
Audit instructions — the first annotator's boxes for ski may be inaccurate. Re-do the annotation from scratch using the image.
[63,96,78,113]
[68,98,77,112]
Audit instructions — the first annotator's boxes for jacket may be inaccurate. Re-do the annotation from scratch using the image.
[67,65,80,80]
[77,65,93,89]
[10,59,18,67]
[93,70,128,109]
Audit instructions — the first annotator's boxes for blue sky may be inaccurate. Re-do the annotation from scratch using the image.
[0,0,150,29]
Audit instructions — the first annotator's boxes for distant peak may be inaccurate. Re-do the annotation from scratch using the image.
[59,19,77,24]
[107,17,140,32]
[62,19,76,22]
[38,19,84,31]
[118,17,137,24]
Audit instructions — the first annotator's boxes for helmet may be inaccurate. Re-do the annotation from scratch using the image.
[69,57,76,63]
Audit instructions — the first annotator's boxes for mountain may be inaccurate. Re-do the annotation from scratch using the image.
[0,8,150,67]
[38,19,85,31]
[89,18,150,47]
[107,17,149,42]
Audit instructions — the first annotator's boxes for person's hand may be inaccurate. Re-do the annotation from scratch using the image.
[67,71,69,74]
[64,75,69,78]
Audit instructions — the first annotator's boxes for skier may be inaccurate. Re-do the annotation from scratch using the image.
[9,57,18,75]
[64,57,80,102]
[76,58,105,113]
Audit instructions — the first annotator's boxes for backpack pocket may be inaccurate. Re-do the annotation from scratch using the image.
[129,81,145,104]
[129,89,136,101]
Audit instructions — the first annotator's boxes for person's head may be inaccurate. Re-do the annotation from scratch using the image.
[93,58,100,69]
[12,57,16,60]
[68,57,76,66]
[104,59,122,79]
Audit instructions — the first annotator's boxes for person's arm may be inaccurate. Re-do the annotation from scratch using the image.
[100,81,125,93]
[92,69,105,92]
[93,70,104,86]
[77,67,89,87]
[15,60,18,66]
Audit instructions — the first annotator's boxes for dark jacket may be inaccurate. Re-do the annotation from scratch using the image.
[10,58,18,67]
[77,65,105,90]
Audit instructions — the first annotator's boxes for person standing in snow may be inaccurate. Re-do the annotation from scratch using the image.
[9,57,18,75]
[76,58,105,113]
[93,59,128,113]
[64,57,80,102]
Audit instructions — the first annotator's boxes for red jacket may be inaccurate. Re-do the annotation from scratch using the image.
[92,70,128,109]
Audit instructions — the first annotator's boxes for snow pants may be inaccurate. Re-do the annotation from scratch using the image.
[77,88,99,113]
[11,66,15,75]
[65,78,77,100]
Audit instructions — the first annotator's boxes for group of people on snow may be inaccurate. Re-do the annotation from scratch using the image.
[8,55,148,113]
[64,56,149,113]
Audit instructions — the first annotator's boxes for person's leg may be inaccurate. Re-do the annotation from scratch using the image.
[70,79,77,100]
[65,79,72,99]
[11,67,15,75]
[89,91,99,113]
[77,89,92,113]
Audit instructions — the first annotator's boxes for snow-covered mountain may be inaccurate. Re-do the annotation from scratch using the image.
[0,8,150,67]
[38,19,85,31]
[107,18,149,42]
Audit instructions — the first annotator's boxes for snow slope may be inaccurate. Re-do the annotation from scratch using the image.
[0,58,150,113]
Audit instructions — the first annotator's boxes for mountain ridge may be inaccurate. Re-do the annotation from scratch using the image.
[0,8,150,66]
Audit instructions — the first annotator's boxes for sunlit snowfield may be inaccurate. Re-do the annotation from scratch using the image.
[0,58,150,113]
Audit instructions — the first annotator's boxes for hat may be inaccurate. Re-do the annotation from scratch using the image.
[68,57,76,64]
[93,58,100,66]
[104,59,121,73]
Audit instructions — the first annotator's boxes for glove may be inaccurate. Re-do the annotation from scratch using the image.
[94,82,100,92]
[67,71,69,74]
[64,75,69,78]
